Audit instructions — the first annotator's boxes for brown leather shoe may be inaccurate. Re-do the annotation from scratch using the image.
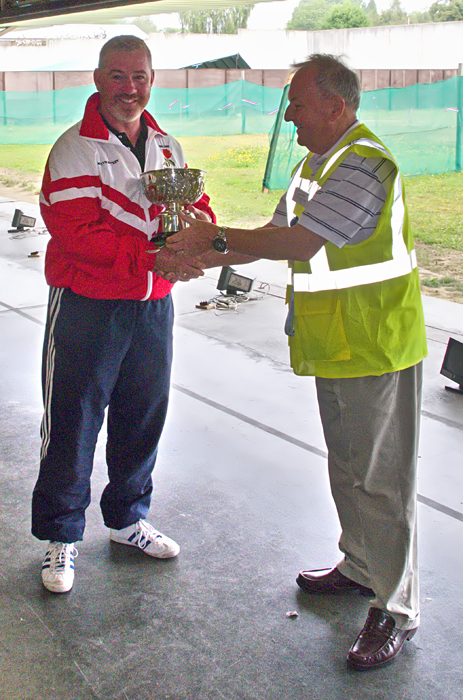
[347,607,418,670]
[296,567,374,596]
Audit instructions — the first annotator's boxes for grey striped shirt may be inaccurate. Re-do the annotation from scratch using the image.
[271,151,397,248]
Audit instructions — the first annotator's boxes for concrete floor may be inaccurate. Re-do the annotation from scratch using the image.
[1,195,463,700]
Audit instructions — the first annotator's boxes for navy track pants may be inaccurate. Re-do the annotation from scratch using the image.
[32,288,174,543]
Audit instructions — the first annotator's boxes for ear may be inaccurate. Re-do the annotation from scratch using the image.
[94,68,101,91]
[328,95,345,123]
[150,70,155,87]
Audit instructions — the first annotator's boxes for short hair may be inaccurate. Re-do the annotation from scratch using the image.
[98,35,152,69]
[291,54,361,112]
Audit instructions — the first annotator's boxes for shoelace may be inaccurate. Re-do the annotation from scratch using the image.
[136,521,162,547]
[47,542,78,571]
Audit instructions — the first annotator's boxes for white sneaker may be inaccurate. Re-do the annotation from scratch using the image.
[41,542,78,593]
[110,519,180,559]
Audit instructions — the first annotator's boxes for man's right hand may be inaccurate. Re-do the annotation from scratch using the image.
[152,246,205,284]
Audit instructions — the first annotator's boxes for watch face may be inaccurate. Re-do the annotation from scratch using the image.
[213,237,228,253]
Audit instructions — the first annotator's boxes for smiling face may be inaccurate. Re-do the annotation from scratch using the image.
[93,48,154,133]
[284,64,346,155]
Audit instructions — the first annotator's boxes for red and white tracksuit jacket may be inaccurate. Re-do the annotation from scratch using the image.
[40,92,215,300]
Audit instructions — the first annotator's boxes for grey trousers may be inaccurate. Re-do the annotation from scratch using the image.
[315,362,423,630]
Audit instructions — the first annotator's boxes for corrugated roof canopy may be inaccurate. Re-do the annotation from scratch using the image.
[0,0,277,35]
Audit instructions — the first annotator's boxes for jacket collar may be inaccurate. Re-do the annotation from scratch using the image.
[79,92,166,140]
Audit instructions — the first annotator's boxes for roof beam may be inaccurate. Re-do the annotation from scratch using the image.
[1,0,276,25]
[0,0,278,35]
[0,0,163,24]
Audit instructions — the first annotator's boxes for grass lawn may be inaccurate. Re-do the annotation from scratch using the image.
[179,134,283,227]
[1,135,462,301]
[407,171,463,250]
[0,144,52,190]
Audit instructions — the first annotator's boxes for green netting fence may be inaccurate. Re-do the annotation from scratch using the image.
[0,81,284,144]
[1,77,462,188]
[265,76,463,189]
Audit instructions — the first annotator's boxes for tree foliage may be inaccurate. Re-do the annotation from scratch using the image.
[409,10,432,22]
[178,6,255,34]
[286,0,339,30]
[122,16,158,33]
[378,0,408,25]
[323,1,370,28]
[429,0,463,21]
[365,0,380,25]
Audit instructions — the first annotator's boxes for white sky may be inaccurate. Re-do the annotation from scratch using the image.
[152,0,432,31]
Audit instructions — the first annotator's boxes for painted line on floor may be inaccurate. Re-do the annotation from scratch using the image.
[421,409,463,432]
[172,383,327,459]
[0,301,46,325]
[174,383,463,524]
[417,494,463,523]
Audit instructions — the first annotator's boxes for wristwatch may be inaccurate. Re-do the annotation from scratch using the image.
[212,226,229,254]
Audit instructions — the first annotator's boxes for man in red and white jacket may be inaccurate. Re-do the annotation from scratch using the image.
[32,35,215,594]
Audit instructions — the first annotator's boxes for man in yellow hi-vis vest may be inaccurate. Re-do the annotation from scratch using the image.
[165,54,427,671]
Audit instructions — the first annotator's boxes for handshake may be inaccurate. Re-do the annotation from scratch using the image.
[150,206,224,284]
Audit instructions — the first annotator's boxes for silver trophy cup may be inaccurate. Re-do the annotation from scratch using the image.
[141,168,206,245]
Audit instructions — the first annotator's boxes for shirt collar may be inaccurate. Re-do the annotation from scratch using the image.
[100,112,148,144]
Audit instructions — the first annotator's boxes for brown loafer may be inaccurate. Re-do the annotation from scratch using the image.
[296,567,374,596]
[347,607,418,670]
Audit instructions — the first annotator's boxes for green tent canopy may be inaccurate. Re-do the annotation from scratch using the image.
[182,54,250,70]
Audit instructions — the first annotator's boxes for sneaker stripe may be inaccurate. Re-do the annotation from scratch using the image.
[110,520,179,559]
[41,543,78,593]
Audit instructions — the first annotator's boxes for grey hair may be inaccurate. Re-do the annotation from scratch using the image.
[291,54,360,112]
[98,35,152,69]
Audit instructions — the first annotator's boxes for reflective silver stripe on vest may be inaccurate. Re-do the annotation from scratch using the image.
[285,156,310,218]
[287,138,417,293]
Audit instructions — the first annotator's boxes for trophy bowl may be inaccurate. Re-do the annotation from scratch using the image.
[141,167,206,245]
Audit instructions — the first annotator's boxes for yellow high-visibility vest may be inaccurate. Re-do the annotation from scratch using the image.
[285,123,427,378]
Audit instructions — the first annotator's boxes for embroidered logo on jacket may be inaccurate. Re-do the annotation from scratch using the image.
[162,148,176,168]
[97,159,119,166]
